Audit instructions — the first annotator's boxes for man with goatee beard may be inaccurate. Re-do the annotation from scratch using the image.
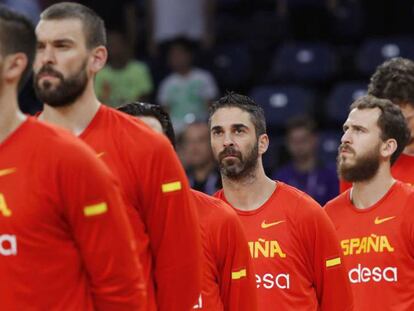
[325,95,414,310]
[210,92,353,310]
[32,2,202,311]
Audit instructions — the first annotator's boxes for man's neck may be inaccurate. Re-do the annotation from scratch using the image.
[0,88,27,144]
[40,84,101,136]
[351,166,395,210]
[177,67,192,76]
[222,162,276,212]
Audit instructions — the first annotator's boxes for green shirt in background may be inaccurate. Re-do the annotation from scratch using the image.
[95,60,153,108]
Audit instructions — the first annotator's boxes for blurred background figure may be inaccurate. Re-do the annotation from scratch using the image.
[273,116,338,205]
[179,121,221,195]
[157,37,218,132]
[95,30,153,107]
[147,0,215,57]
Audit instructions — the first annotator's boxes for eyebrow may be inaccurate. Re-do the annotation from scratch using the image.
[38,38,75,45]
[343,124,367,131]
[53,39,75,45]
[211,125,223,132]
[211,123,249,131]
[232,123,248,130]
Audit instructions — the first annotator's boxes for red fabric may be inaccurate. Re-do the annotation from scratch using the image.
[0,117,146,310]
[325,181,414,310]
[191,190,257,310]
[340,153,414,192]
[215,182,353,311]
[80,105,202,311]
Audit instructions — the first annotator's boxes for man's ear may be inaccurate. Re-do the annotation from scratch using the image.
[3,53,28,84]
[381,138,397,159]
[89,45,107,74]
[258,133,269,155]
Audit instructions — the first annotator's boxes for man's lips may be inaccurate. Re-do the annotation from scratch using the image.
[219,152,241,162]
[222,155,239,160]
[38,73,60,80]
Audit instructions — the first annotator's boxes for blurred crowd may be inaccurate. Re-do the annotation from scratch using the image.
[5,0,414,204]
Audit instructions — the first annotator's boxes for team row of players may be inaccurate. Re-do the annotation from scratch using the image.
[2,2,414,310]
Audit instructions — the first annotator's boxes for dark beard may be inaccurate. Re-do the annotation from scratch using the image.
[217,142,259,181]
[34,62,88,107]
[337,144,380,182]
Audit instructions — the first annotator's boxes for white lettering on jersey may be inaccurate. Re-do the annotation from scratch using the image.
[256,273,290,289]
[348,264,397,284]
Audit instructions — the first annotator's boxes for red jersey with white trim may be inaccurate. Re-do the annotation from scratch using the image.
[340,153,414,192]
[325,181,414,311]
[215,182,353,311]
[191,190,257,311]
[79,105,201,311]
[0,117,146,310]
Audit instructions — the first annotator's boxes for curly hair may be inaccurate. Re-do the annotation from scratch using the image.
[368,57,414,107]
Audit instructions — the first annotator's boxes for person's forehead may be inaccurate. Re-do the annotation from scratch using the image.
[346,107,381,126]
[36,18,84,42]
[288,127,312,139]
[210,107,252,127]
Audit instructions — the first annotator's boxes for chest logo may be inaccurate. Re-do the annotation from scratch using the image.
[261,220,285,229]
[374,216,396,225]
[96,152,105,159]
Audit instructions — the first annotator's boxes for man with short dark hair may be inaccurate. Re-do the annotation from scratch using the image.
[340,57,414,192]
[209,92,353,310]
[118,101,258,311]
[0,5,146,310]
[325,95,414,310]
[33,3,202,310]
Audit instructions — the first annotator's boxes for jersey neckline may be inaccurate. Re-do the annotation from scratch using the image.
[346,181,401,213]
[222,181,282,216]
[79,104,105,139]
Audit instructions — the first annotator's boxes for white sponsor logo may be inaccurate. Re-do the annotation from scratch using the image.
[0,234,17,256]
[348,264,397,284]
[256,273,290,289]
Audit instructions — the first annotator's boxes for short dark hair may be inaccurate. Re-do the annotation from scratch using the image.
[209,92,267,137]
[40,2,106,49]
[0,5,36,89]
[368,57,414,107]
[117,102,176,147]
[285,115,317,135]
[350,95,410,165]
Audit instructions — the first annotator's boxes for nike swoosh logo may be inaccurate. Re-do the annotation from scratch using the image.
[0,168,16,177]
[261,220,285,229]
[374,216,396,225]
[96,152,105,158]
